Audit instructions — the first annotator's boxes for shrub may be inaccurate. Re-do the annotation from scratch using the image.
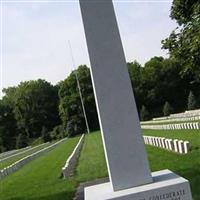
[163,101,173,116]
[187,91,197,110]
[50,125,67,141]
[16,133,29,149]
[140,105,151,121]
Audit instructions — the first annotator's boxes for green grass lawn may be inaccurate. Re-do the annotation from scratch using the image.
[75,132,107,183]
[0,142,54,170]
[142,129,200,200]
[0,137,80,200]
[0,147,31,160]
[74,131,200,200]
[1,130,199,200]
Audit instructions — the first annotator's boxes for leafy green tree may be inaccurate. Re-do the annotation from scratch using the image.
[163,101,173,116]
[140,105,151,121]
[13,79,60,139]
[138,57,187,116]
[162,0,200,81]
[127,61,142,110]
[67,120,76,137]
[16,133,29,149]
[59,65,99,136]
[187,91,197,110]
[0,137,4,153]
[0,100,17,151]
[170,0,199,25]
[41,126,50,142]
[2,87,17,108]
[50,125,66,140]
[140,57,164,115]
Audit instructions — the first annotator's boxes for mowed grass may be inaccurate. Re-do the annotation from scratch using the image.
[0,147,31,160]
[0,142,54,170]
[1,130,199,200]
[75,132,108,182]
[74,131,200,200]
[143,129,200,200]
[0,137,80,200]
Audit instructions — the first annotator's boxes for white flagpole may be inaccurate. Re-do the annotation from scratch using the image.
[68,41,90,134]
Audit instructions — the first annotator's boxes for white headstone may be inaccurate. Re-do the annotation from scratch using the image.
[197,122,199,129]
[184,123,187,129]
[174,139,179,153]
[158,138,162,147]
[168,139,173,150]
[165,139,169,150]
[183,141,190,154]
[178,140,184,154]
[161,138,165,148]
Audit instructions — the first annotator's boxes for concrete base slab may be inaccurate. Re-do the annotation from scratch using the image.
[85,170,192,200]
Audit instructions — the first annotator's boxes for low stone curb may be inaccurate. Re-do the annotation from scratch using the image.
[0,143,49,162]
[0,138,68,180]
[0,146,31,160]
[62,134,85,178]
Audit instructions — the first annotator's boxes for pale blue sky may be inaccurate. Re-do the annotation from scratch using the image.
[0,0,177,98]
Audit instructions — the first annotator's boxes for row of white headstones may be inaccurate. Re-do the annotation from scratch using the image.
[140,109,200,125]
[143,136,190,154]
[141,116,200,125]
[141,122,199,130]
[170,109,200,118]
[0,138,68,180]
[62,134,85,179]
[153,109,200,121]
[0,142,49,163]
[0,146,31,160]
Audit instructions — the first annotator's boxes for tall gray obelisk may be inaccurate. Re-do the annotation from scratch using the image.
[79,0,193,200]
[79,0,152,191]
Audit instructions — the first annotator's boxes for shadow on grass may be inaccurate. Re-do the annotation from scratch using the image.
[7,191,75,200]
[176,165,200,200]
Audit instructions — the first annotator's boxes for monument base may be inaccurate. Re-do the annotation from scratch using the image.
[85,170,192,200]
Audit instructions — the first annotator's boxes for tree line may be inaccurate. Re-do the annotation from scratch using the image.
[0,66,99,152]
[0,0,199,152]
[1,59,199,152]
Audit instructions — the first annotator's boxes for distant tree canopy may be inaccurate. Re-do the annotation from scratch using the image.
[187,91,198,110]
[0,101,17,151]
[0,79,60,152]
[162,0,200,82]
[58,65,99,136]
[128,57,197,117]
[0,0,200,152]
[163,102,173,116]
[12,79,60,138]
[1,57,200,152]
[140,105,150,121]
[16,133,29,149]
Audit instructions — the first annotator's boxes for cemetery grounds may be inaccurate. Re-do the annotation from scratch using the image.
[0,128,199,200]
